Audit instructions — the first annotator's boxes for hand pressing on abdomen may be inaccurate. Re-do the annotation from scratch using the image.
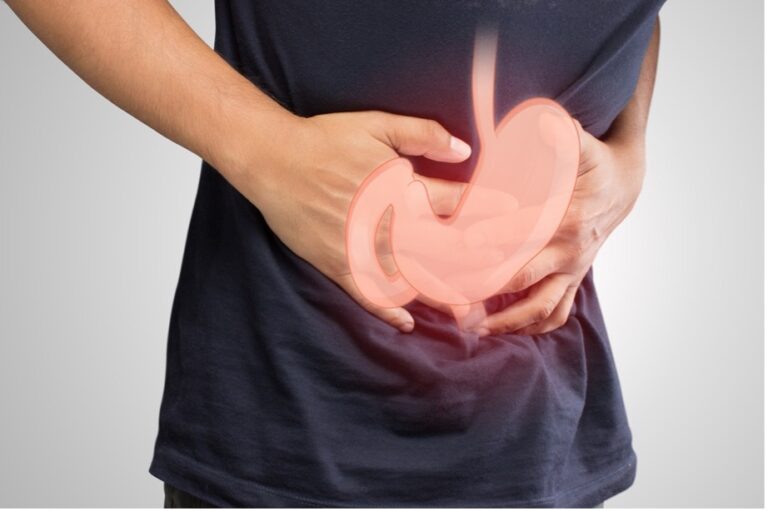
[470,121,647,336]
[0,2,470,334]
[232,111,471,333]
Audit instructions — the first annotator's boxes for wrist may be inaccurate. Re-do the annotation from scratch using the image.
[611,137,647,206]
[209,101,309,204]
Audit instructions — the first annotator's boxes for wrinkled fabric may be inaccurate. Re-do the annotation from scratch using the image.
[150,1,665,507]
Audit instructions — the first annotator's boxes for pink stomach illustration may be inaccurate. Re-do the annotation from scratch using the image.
[345,29,580,323]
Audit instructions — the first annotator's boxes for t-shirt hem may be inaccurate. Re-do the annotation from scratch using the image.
[149,445,637,508]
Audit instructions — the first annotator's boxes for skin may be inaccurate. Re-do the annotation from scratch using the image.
[5,0,470,333]
[5,0,659,338]
[471,19,661,336]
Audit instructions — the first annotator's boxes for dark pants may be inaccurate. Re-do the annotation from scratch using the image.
[163,483,605,508]
[164,482,214,508]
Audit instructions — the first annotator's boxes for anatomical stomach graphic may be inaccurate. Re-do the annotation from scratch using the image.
[345,28,580,327]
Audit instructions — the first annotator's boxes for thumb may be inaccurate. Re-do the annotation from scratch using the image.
[377,113,472,163]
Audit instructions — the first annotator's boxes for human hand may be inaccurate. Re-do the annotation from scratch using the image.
[233,111,470,333]
[470,123,647,336]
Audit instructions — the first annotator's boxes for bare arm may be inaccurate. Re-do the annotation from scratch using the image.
[5,0,473,332]
[475,17,662,336]
[605,16,661,151]
[5,0,299,181]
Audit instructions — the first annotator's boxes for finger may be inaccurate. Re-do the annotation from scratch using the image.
[376,113,472,163]
[374,208,396,270]
[472,274,570,336]
[515,285,578,335]
[415,293,454,316]
[414,175,467,216]
[337,274,415,332]
[502,245,567,294]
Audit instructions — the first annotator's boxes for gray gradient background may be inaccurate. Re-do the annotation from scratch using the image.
[0,1,763,508]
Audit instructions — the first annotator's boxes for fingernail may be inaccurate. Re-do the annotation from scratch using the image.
[449,136,472,159]
[399,319,415,333]
[472,328,490,337]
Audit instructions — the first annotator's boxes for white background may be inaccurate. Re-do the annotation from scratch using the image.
[0,1,763,507]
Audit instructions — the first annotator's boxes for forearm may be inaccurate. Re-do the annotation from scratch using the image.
[5,0,301,183]
[591,16,660,200]
[605,16,661,153]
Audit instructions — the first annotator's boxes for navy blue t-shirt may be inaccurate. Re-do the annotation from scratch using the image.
[150,1,664,507]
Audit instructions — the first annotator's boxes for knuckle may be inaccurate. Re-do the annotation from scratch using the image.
[518,266,538,288]
[573,239,589,258]
[560,221,581,241]
[498,320,518,334]
[570,203,587,221]
[326,253,350,277]
[573,221,591,240]
[552,311,570,329]
[570,216,599,242]
[423,119,443,139]
[568,230,592,258]
[584,224,600,243]
[361,110,388,129]
[578,232,598,256]
[487,316,514,334]
[524,266,538,284]
[370,110,396,125]
[536,298,558,321]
